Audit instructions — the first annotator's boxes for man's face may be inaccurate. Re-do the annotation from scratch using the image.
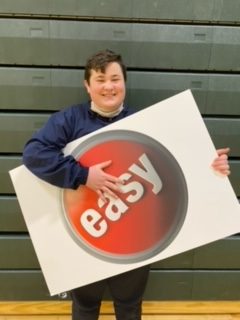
[84,62,126,112]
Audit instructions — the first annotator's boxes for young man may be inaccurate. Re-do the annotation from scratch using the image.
[23,49,230,320]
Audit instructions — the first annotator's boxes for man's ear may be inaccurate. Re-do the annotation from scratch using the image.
[84,80,90,94]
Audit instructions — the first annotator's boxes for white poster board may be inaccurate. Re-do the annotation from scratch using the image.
[10,90,240,296]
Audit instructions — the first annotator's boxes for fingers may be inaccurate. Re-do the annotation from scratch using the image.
[104,172,123,185]
[98,160,112,169]
[96,160,124,186]
[86,160,124,202]
[97,189,107,203]
[212,157,229,167]
[212,164,231,176]
[96,185,120,204]
[216,147,230,157]
[98,161,123,184]
[212,148,231,176]
[97,179,123,203]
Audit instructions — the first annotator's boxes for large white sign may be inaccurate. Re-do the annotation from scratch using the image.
[10,90,240,296]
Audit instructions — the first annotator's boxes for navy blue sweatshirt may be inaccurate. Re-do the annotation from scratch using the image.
[23,102,133,189]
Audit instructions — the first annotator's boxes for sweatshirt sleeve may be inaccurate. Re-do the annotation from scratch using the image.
[22,107,89,189]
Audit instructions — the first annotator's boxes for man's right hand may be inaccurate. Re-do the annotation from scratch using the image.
[86,160,124,202]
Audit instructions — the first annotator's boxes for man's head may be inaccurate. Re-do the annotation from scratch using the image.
[84,50,127,112]
[84,49,127,84]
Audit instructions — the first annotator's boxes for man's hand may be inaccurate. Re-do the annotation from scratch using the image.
[212,148,231,176]
[86,160,123,202]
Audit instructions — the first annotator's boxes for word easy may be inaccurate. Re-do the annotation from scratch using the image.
[81,153,163,237]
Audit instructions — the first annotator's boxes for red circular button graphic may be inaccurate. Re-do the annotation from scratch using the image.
[61,130,188,263]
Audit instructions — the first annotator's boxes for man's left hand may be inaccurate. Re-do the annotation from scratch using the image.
[212,148,231,176]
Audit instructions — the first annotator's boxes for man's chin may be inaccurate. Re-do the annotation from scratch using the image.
[100,103,120,112]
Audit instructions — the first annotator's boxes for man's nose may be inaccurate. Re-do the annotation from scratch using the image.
[103,81,114,89]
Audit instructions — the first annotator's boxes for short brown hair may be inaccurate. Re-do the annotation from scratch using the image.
[84,49,127,84]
